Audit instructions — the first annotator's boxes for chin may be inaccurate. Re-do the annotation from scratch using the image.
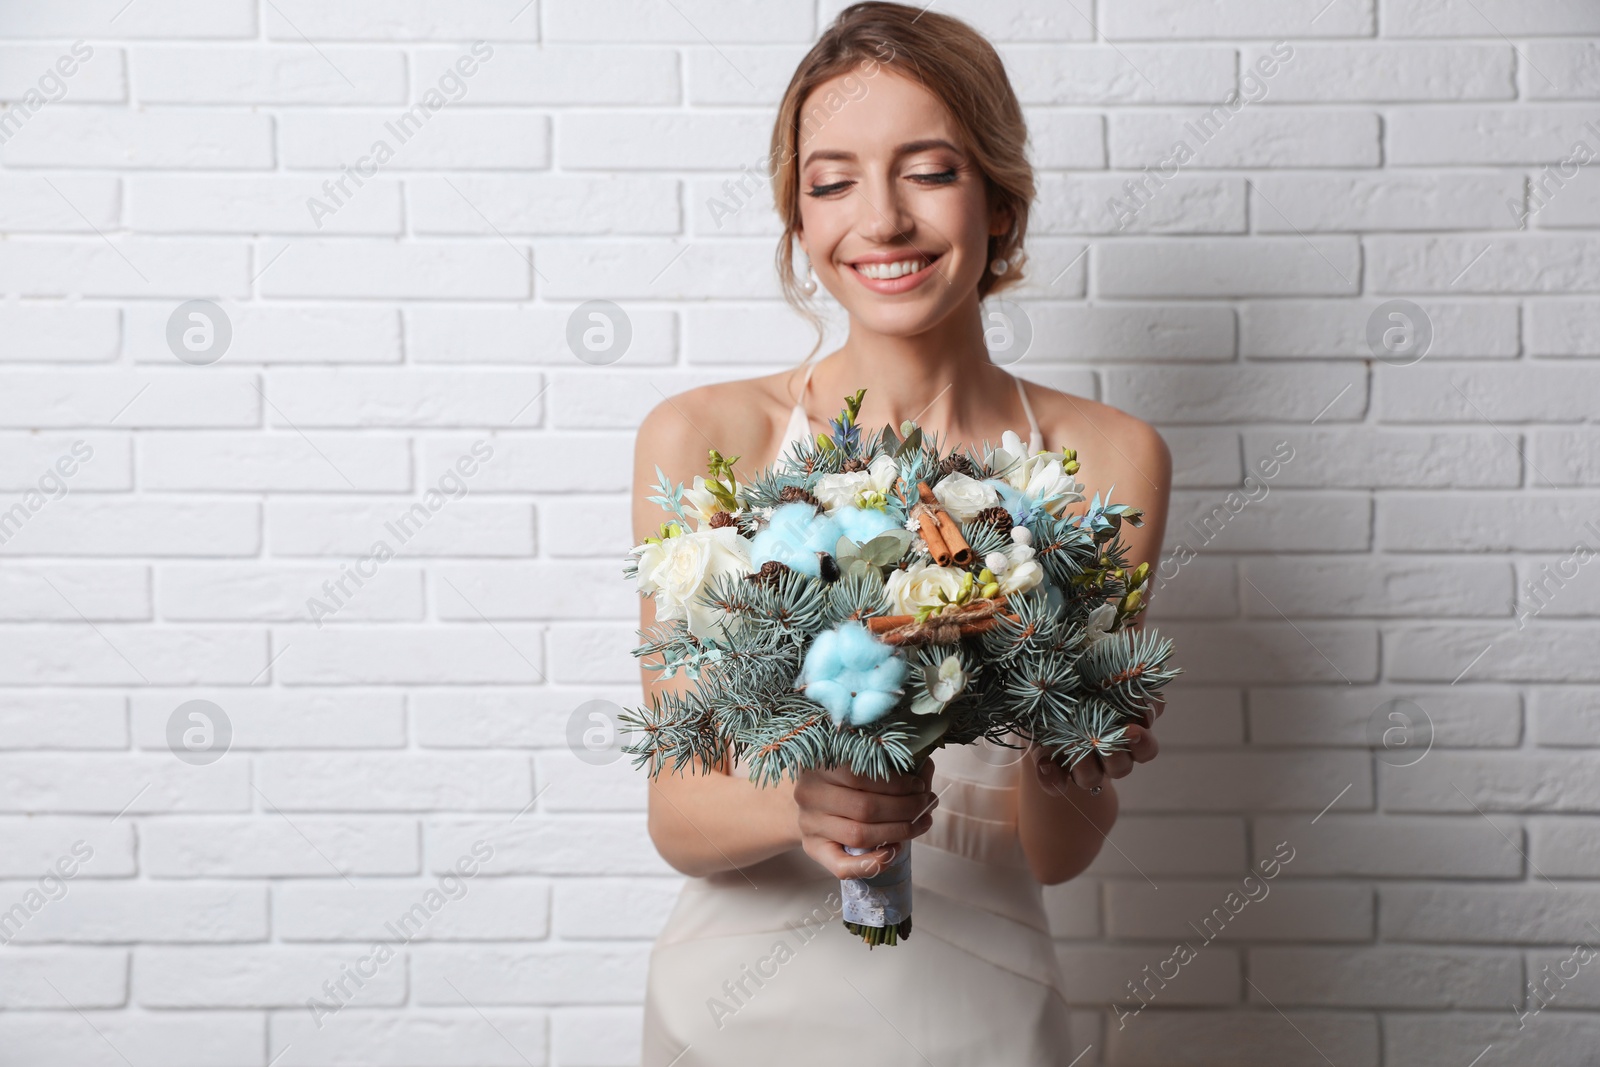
[844,294,967,338]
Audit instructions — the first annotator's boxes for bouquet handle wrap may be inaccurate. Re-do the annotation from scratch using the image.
[840,842,912,928]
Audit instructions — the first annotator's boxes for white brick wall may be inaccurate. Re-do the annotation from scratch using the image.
[0,2,1594,1065]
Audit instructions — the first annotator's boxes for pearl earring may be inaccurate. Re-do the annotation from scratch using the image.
[990,257,1009,276]
[800,257,818,295]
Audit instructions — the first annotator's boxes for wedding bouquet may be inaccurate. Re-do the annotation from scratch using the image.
[622,389,1178,947]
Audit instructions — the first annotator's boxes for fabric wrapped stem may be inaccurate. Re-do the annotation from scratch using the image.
[835,748,938,948]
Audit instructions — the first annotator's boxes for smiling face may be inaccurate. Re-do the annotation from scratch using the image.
[795,67,1010,338]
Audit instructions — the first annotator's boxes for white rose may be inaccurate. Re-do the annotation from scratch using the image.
[635,527,753,638]
[813,454,899,513]
[991,429,1085,517]
[884,561,967,616]
[932,471,999,522]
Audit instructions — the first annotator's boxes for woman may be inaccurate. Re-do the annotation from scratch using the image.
[630,4,1171,1063]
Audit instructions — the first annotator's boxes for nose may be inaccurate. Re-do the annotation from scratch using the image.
[853,167,915,247]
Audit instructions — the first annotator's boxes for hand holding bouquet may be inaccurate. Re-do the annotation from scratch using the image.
[623,388,1179,946]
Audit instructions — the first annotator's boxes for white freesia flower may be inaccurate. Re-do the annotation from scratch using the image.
[991,429,1085,517]
[932,471,999,522]
[813,454,899,513]
[681,475,736,529]
[884,561,967,616]
[1083,602,1118,644]
[633,527,753,638]
[996,542,1043,597]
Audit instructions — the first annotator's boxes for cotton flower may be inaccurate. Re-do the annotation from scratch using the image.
[813,454,900,513]
[749,502,900,578]
[834,505,899,546]
[798,620,907,726]
[931,472,998,522]
[748,502,837,578]
[632,526,754,639]
[884,561,968,617]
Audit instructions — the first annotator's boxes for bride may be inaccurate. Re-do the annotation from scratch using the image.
[629,4,1172,1063]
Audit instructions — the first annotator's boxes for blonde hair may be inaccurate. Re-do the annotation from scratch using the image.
[767,1,1035,356]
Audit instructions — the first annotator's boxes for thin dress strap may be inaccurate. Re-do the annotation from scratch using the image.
[777,360,818,465]
[1014,375,1043,453]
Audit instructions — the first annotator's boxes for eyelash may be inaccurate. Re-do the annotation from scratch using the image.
[805,168,959,198]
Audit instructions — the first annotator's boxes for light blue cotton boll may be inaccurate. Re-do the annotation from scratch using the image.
[838,620,887,670]
[802,678,853,722]
[834,505,899,546]
[800,626,843,683]
[848,688,901,726]
[798,620,907,726]
[750,501,839,578]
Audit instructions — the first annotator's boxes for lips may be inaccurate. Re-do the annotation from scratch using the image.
[844,251,943,293]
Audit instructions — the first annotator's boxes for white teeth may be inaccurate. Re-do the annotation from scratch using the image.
[855,258,929,280]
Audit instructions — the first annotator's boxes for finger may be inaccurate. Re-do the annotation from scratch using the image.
[917,757,936,787]
[810,811,934,852]
[806,838,900,880]
[1034,755,1070,797]
[1101,750,1134,778]
[824,765,929,796]
[1071,753,1105,790]
[1146,696,1166,723]
[1127,724,1160,763]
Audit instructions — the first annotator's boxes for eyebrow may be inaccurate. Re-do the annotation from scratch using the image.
[800,138,964,169]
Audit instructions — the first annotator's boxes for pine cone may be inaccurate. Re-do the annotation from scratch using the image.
[777,485,821,508]
[746,560,789,587]
[940,452,979,479]
[707,510,735,528]
[840,457,869,473]
[976,505,1013,536]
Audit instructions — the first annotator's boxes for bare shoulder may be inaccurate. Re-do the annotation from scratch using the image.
[636,372,792,461]
[631,370,798,536]
[1024,380,1171,489]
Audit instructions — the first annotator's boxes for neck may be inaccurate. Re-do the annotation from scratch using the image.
[807,295,1018,439]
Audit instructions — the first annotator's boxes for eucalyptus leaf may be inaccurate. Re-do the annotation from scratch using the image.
[860,529,912,567]
[904,715,950,758]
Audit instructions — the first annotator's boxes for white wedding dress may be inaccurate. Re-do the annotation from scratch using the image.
[640,364,1073,1066]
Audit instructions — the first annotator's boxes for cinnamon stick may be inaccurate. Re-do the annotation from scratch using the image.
[913,505,951,565]
[917,481,974,566]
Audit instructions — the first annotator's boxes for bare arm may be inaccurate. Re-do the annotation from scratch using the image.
[631,395,935,879]
[1016,415,1173,885]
